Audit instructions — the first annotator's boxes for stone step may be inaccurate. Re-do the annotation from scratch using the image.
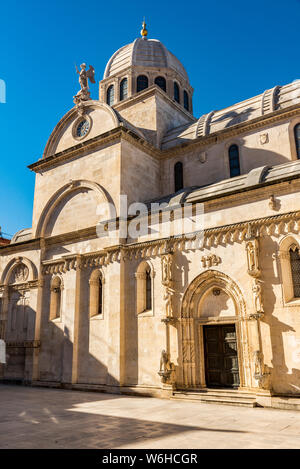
[172,390,257,408]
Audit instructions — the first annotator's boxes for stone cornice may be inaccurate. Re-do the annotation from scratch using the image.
[5,340,40,348]
[3,208,299,271]
[28,127,123,172]
[121,209,300,258]
[0,238,40,255]
[42,248,121,274]
[187,171,300,208]
[0,280,38,291]
[28,126,161,173]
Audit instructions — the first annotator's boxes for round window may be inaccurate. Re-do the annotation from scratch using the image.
[76,119,90,138]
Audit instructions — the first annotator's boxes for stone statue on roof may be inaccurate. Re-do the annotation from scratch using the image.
[73,63,95,105]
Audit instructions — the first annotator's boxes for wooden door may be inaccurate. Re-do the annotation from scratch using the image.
[204,324,240,388]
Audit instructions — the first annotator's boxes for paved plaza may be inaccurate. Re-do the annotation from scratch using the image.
[0,384,300,449]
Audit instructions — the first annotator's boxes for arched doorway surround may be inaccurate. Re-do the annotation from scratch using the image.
[179,270,252,389]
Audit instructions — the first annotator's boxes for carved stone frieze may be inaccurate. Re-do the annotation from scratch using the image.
[201,254,221,268]
[9,262,29,285]
[42,250,120,275]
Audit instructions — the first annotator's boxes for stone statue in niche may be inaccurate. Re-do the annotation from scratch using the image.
[161,253,173,286]
[245,239,260,277]
[252,279,264,313]
[74,63,95,104]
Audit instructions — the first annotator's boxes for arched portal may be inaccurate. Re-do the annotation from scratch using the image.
[0,257,38,381]
[179,270,251,390]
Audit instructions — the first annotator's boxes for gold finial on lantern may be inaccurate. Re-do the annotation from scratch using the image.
[141,18,148,39]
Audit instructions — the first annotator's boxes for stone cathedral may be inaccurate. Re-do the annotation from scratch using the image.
[1,23,300,409]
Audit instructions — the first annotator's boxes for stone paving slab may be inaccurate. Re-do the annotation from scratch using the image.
[0,384,300,449]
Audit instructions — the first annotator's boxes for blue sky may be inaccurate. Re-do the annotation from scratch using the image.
[0,0,300,237]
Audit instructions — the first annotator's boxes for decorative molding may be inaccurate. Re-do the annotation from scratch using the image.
[42,249,120,275]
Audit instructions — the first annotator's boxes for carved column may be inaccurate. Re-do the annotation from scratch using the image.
[0,286,9,378]
[72,255,83,384]
[158,247,176,386]
[245,224,270,390]
[0,286,9,340]
[181,317,196,388]
[31,276,44,381]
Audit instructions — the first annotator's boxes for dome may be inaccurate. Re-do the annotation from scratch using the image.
[103,38,189,83]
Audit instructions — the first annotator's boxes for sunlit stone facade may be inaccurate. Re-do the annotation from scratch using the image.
[1,29,300,409]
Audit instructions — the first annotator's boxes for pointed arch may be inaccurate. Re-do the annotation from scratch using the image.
[181,270,246,319]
